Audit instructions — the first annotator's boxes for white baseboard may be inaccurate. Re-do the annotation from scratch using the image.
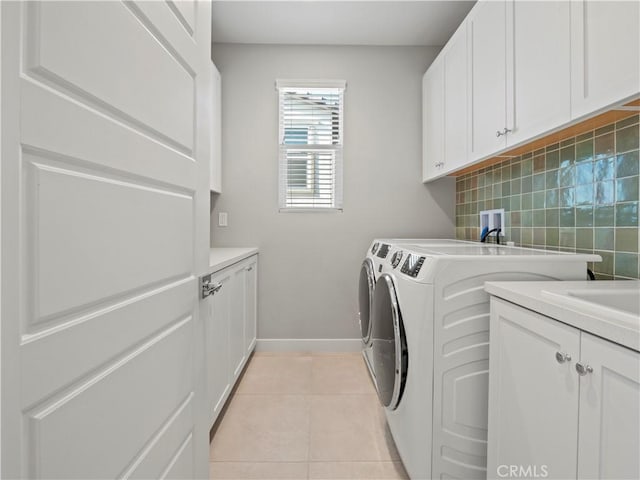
[255,338,362,353]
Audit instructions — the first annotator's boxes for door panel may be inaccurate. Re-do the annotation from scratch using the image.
[577,333,640,479]
[210,62,223,193]
[28,318,194,479]
[371,274,407,410]
[571,0,640,118]
[443,22,468,172]
[244,259,258,354]
[26,155,192,323]
[29,1,195,150]
[1,1,211,478]
[358,258,375,343]
[207,270,232,426]
[469,0,507,161]
[166,0,196,35]
[507,0,571,146]
[230,266,246,379]
[433,276,491,478]
[486,298,580,480]
[422,60,444,181]
[21,80,195,190]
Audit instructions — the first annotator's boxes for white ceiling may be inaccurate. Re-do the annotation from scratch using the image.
[211,1,476,47]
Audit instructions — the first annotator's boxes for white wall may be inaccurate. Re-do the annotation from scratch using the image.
[211,44,455,341]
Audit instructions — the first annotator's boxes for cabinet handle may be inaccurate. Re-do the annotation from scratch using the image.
[435,162,444,168]
[555,351,572,364]
[202,281,222,298]
[246,266,253,271]
[575,362,593,376]
[496,128,512,137]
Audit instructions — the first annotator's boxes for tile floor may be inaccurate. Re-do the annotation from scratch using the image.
[209,352,409,480]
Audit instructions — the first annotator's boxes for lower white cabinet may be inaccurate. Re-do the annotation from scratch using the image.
[487,298,640,480]
[205,254,258,427]
[244,258,257,354]
[577,333,640,480]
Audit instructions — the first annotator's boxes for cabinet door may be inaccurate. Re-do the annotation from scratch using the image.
[577,333,640,479]
[570,1,640,119]
[469,0,507,162]
[443,22,468,172]
[487,298,580,480]
[244,258,257,354]
[210,62,222,193]
[229,264,246,379]
[207,270,232,426]
[422,59,444,181]
[506,0,571,146]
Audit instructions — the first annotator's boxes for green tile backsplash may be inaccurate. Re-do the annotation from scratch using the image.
[456,115,640,280]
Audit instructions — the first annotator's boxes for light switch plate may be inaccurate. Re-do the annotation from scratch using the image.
[218,212,228,227]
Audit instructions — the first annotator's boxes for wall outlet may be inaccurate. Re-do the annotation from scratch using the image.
[218,212,228,227]
[480,208,505,236]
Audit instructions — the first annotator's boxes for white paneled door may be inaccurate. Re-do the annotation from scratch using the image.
[1,1,212,478]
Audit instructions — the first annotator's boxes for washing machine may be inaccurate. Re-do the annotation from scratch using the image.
[370,244,599,480]
[359,239,474,382]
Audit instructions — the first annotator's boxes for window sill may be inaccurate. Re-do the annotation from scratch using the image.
[278,207,343,213]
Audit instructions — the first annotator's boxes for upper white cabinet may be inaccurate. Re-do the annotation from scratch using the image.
[468,0,507,161]
[422,21,469,179]
[210,62,222,193]
[570,0,640,119]
[506,0,571,146]
[422,0,640,182]
[443,22,469,173]
[422,57,444,181]
[468,0,572,157]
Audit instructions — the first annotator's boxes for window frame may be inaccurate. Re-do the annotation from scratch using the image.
[276,79,346,212]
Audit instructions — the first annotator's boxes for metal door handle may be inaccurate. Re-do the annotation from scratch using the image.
[200,274,223,299]
[575,362,593,376]
[555,351,572,364]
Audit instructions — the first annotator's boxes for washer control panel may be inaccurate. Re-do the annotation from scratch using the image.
[391,251,403,268]
[376,243,390,258]
[401,254,425,277]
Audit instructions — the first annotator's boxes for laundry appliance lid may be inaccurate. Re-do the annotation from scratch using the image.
[393,244,601,260]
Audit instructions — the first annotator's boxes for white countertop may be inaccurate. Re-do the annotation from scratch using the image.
[209,247,258,273]
[485,281,640,352]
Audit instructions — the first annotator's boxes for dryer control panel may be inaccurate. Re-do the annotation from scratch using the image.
[376,243,390,258]
[401,254,425,277]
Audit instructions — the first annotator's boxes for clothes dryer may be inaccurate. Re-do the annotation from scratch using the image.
[370,244,599,479]
[359,239,474,382]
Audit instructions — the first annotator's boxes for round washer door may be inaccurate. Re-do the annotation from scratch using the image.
[371,273,408,410]
[358,258,376,345]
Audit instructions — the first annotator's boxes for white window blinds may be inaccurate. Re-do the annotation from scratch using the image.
[277,80,345,211]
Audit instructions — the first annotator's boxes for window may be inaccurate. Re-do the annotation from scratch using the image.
[277,80,345,211]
